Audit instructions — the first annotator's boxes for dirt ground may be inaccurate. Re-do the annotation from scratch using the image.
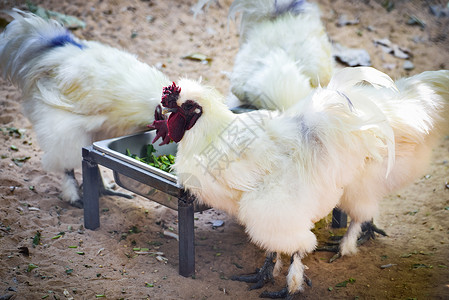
[0,0,448,299]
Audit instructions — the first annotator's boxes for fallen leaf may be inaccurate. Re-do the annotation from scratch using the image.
[412,263,432,269]
[429,4,449,17]
[373,38,412,59]
[12,156,31,167]
[382,0,395,12]
[65,268,74,275]
[163,230,179,241]
[27,2,86,29]
[336,277,356,287]
[182,53,212,63]
[380,263,396,269]
[407,15,426,28]
[32,231,41,247]
[27,263,38,272]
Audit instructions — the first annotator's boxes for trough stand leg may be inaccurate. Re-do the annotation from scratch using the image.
[178,190,195,277]
[332,208,347,228]
[82,152,101,230]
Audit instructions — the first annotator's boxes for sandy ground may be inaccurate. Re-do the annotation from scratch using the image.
[0,0,448,299]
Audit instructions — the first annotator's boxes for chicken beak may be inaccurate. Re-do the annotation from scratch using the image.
[162,107,176,115]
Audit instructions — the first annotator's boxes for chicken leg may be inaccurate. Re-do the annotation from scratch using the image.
[231,252,277,290]
[326,220,387,262]
[64,168,133,209]
[260,253,312,299]
[358,220,387,245]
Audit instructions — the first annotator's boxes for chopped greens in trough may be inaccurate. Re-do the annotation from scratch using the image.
[126,144,175,174]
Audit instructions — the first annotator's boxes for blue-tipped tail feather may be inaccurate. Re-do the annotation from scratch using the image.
[49,30,84,49]
[0,9,84,87]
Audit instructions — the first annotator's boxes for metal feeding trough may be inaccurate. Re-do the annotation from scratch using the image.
[82,130,208,277]
[93,130,208,212]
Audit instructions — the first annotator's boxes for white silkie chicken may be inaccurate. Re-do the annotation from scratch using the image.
[152,67,449,298]
[227,0,334,110]
[0,10,170,208]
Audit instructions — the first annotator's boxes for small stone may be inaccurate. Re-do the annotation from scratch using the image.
[403,60,415,70]
[212,220,224,227]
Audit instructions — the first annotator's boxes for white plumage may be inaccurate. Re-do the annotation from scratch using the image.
[228,0,334,110]
[156,67,449,296]
[0,10,170,207]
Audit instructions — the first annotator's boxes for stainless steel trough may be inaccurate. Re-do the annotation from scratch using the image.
[82,130,207,277]
[92,131,207,211]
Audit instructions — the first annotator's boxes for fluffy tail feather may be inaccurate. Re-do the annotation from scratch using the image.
[231,50,314,110]
[326,67,398,176]
[0,9,84,89]
[229,0,317,37]
[395,70,449,135]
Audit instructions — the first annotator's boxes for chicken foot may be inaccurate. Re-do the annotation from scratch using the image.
[327,220,387,262]
[65,167,133,209]
[260,253,312,299]
[357,220,387,245]
[62,169,83,209]
[231,252,277,290]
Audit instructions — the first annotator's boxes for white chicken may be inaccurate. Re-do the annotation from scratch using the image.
[152,67,449,298]
[227,0,334,110]
[0,10,170,208]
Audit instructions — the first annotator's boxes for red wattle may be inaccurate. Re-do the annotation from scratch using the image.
[167,112,187,143]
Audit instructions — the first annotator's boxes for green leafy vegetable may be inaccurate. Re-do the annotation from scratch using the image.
[32,231,41,247]
[27,263,39,272]
[12,156,31,167]
[126,144,175,174]
[65,268,74,275]
[336,277,356,287]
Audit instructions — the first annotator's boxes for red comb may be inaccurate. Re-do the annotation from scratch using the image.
[161,82,181,108]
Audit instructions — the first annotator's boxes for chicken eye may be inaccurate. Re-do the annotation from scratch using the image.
[182,100,195,111]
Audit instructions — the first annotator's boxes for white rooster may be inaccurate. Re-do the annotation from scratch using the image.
[152,67,449,298]
[0,10,170,208]
[228,0,334,110]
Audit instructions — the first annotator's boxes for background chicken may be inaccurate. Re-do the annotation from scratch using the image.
[153,67,449,298]
[0,10,170,208]
[227,0,334,110]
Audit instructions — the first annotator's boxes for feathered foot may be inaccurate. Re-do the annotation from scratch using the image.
[260,277,312,300]
[328,220,387,263]
[231,252,277,290]
[66,167,133,209]
[260,253,312,299]
[62,169,83,209]
[357,220,387,246]
[315,235,342,253]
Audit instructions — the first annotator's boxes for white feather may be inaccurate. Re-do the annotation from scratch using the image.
[171,67,449,295]
[228,0,334,111]
[0,10,170,204]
